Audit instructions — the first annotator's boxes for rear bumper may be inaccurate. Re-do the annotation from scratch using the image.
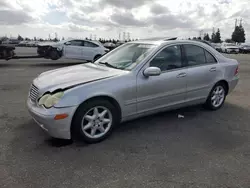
[228,76,239,94]
[240,49,250,53]
[227,49,239,53]
[37,46,51,57]
[27,99,77,139]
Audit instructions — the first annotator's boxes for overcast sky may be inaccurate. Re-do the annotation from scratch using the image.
[0,0,249,41]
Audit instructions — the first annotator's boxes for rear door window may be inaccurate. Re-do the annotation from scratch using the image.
[205,50,217,64]
[84,41,99,48]
[70,40,84,46]
[183,44,206,66]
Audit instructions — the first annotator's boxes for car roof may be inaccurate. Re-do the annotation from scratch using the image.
[128,38,226,62]
[129,39,214,47]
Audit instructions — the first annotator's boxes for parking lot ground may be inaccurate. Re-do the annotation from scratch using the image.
[0,54,250,188]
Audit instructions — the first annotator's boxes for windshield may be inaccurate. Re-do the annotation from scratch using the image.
[57,39,70,44]
[94,43,157,70]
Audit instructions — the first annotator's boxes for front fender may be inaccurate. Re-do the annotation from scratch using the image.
[54,88,121,108]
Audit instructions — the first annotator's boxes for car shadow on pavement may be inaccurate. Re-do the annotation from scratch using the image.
[112,102,250,151]
[12,102,250,150]
[0,63,13,67]
[5,102,250,188]
[45,138,74,147]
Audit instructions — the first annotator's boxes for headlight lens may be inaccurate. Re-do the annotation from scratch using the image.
[38,91,64,108]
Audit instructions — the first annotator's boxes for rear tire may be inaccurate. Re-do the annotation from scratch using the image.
[93,54,102,62]
[1,50,7,58]
[50,49,60,60]
[204,83,227,110]
[71,99,119,144]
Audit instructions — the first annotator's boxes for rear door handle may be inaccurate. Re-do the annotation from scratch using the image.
[177,72,187,78]
[210,67,216,72]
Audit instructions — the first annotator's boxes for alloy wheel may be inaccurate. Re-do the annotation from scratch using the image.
[81,106,112,139]
[211,85,225,108]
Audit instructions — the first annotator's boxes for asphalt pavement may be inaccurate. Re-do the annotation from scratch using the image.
[0,51,250,188]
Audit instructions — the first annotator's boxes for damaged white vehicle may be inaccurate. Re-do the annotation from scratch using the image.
[37,39,109,61]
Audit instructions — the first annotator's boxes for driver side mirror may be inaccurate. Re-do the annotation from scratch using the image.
[143,67,161,77]
[65,41,71,45]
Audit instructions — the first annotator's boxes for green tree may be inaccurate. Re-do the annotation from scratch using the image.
[232,23,245,43]
[225,38,234,43]
[203,33,210,41]
[17,34,23,41]
[53,37,59,42]
[211,31,216,43]
[215,29,221,43]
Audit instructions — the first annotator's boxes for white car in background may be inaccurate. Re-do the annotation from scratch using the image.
[221,43,239,54]
[37,39,109,61]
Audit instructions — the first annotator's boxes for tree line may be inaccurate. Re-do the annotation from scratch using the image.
[201,22,246,44]
[15,35,137,44]
[11,21,247,44]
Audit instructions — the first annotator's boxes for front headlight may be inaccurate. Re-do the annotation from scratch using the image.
[38,91,64,108]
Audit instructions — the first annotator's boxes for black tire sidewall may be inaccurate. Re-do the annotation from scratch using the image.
[93,55,101,62]
[71,100,119,143]
[50,50,59,60]
[205,83,226,110]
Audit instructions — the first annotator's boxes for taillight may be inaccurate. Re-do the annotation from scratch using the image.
[234,65,239,76]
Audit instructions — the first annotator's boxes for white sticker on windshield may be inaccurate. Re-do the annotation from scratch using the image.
[137,44,155,48]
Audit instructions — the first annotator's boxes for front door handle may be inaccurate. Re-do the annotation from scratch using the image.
[210,67,216,72]
[177,72,187,78]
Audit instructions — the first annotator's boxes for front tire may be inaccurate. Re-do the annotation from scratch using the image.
[205,83,227,110]
[93,54,102,62]
[71,99,119,143]
[50,49,60,60]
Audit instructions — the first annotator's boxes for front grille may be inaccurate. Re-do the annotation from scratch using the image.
[29,84,39,102]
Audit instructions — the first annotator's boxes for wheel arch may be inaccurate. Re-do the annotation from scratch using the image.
[70,95,122,134]
[93,54,102,61]
[214,80,229,95]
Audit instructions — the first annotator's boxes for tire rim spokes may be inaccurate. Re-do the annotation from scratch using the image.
[211,86,225,108]
[81,106,112,139]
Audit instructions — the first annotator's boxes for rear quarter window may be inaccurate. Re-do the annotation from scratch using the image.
[205,50,217,64]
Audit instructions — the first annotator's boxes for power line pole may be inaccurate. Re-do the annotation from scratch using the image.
[127,32,130,41]
[199,30,203,39]
[123,32,126,41]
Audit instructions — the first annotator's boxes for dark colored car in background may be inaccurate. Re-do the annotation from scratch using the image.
[239,44,250,54]
[0,40,15,59]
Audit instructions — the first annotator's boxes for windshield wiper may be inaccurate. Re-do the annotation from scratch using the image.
[98,62,120,69]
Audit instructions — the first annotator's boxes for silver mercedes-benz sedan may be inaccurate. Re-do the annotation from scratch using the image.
[27,38,239,143]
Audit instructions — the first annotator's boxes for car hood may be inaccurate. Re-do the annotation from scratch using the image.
[225,46,239,49]
[33,63,127,92]
[241,46,250,49]
[38,42,57,46]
